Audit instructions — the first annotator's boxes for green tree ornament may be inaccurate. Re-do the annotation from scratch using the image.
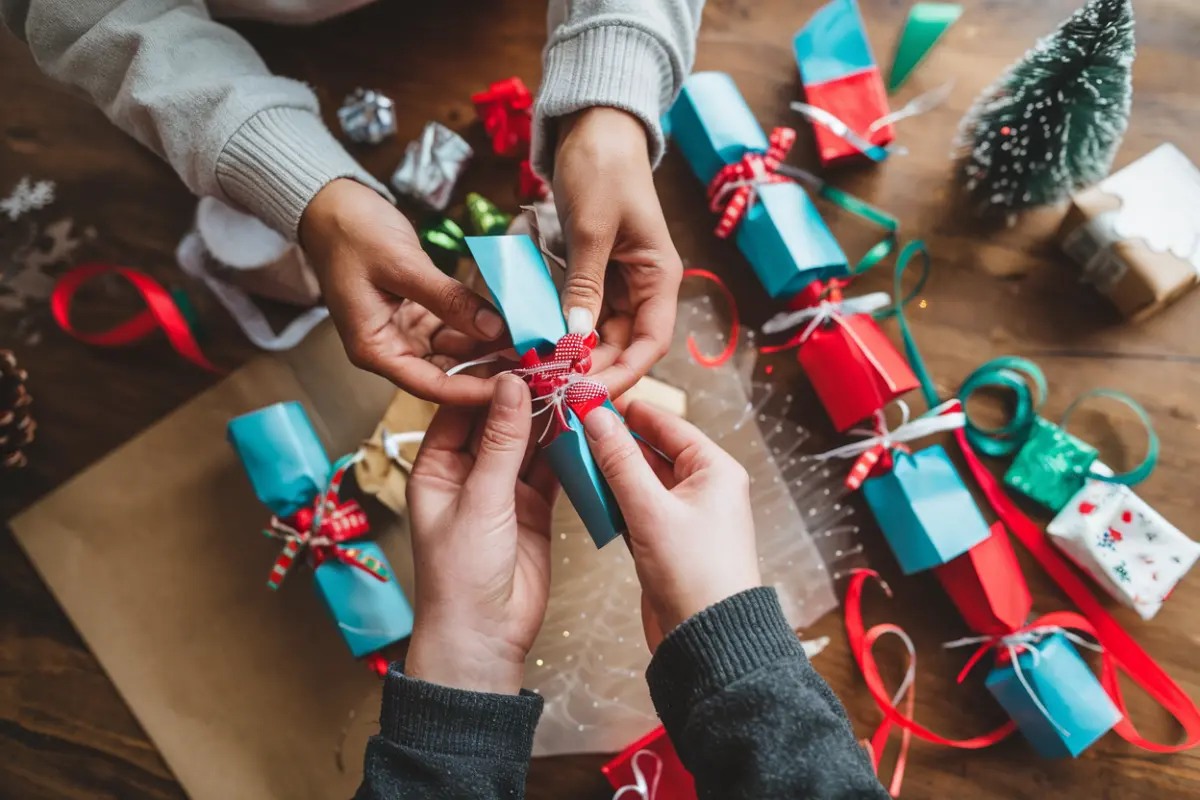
[956,0,1134,217]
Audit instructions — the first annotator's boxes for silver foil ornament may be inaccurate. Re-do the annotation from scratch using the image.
[337,89,397,145]
[390,122,473,211]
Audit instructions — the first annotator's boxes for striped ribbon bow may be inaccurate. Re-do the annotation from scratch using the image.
[262,455,387,590]
[513,332,610,443]
[813,399,965,490]
[707,127,797,238]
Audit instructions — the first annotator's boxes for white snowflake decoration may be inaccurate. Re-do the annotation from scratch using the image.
[1,177,56,222]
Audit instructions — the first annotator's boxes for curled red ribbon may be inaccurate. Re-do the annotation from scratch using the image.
[707,127,796,238]
[51,263,218,372]
[680,268,739,368]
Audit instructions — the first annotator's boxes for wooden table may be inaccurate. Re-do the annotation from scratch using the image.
[3,1,1200,797]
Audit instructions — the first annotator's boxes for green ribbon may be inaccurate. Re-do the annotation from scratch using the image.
[888,3,964,93]
[169,286,205,343]
[889,242,1158,488]
[778,164,899,275]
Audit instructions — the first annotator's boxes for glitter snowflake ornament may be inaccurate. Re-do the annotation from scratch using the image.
[955,0,1134,217]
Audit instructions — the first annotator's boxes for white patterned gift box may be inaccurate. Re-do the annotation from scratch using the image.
[1048,471,1200,620]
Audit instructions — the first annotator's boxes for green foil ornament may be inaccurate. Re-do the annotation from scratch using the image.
[419,217,467,275]
[465,192,511,235]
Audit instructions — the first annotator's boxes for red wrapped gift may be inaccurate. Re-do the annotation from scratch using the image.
[802,72,894,168]
[764,280,917,432]
[934,522,1033,636]
[472,77,532,158]
[602,726,696,800]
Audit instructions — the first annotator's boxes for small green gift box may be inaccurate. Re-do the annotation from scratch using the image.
[1003,417,1099,511]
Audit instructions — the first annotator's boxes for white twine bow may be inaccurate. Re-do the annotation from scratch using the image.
[762,291,892,337]
[612,749,663,800]
[812,399,965,462]
[943,626,1104,738]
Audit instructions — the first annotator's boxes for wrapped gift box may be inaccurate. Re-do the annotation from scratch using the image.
[935,522,1033,636]
[1048,478,1200,620]
[794,0,894,166]
[789,280,917,431]
[861,444,991,574]
[985,632,1122,759]
[664,71,848,300]
[464,235,625,548]
[1059,144,1200,321]
[1004,416,1099,512]
[602,726,696,800]
[228,402,414,658]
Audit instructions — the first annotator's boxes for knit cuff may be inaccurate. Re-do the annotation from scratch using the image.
[215,106,393,241]
[532,23,675,178]
[646,587,806,735]
[379,664,544,763]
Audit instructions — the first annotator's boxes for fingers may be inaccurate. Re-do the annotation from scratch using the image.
[372,248,506,343]
[622,400,727,482]
[523,453,561,508]
[366,353,496,405]
[464,374,533,499]
[560,218,614,336]
[582,406,667,520]
[417,403,479,458]
[591,259,681,398]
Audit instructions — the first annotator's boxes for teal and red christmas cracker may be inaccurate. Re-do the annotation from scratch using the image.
[1048,473,1200,621]
[762,279,917,431]
[664,71,848,300]
[816,400,990,575]
[463,235,625,548]
[227,402,414,659]
[793,0,894,166]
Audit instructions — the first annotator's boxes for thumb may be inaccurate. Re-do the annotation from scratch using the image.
[465,375,531,499]
[583,407,664,520]
[561,224,614,335]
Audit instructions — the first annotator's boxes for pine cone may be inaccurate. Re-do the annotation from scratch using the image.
[0,350,34,469]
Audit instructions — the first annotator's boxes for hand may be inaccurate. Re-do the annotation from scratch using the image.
[405,374,558,693]
[583,402,761,650]
[553,108,682,397]
[300,179,504,405]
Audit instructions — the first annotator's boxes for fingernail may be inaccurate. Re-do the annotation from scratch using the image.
[495,374,524,409]
[566,307,594,335]
[584,407,616,440]
[476,308,505,339]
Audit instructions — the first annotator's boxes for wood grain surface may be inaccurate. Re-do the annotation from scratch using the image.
[3,1,1200,798]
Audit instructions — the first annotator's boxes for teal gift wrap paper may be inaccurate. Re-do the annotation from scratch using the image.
[465,235,625,548]
[861,444,991,574]
[664,71,848,299]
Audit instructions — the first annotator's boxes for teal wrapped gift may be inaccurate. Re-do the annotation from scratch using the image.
[464,235,625,548]
[664,71,848,300]
[861,444,992,575]
[228,403,414,659]
[985,632,1122,758]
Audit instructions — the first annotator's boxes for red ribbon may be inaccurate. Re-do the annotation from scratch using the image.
[706,127,797,238]
[517,332,609,442]
[472,77,533,158]
[844,442,910,492]
[680,268,740,368]
[51,263,218,372]
[518,159,548,200]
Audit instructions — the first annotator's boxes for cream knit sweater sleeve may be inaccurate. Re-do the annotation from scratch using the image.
[1,1,704,240]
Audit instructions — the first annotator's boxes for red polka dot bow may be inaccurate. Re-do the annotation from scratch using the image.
[262,457,385,590]
[472,77,533,158]
[514,332,609,443]
[707,127,797,238]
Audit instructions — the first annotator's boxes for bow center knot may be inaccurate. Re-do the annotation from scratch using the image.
[515,333,609,443]
[707,127,797,239]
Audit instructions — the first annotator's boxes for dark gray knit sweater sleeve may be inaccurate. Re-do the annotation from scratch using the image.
[354,664,543,800]
[647,587,889,799]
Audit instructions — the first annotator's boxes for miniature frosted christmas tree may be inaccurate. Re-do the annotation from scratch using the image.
[956,0,1134,217]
